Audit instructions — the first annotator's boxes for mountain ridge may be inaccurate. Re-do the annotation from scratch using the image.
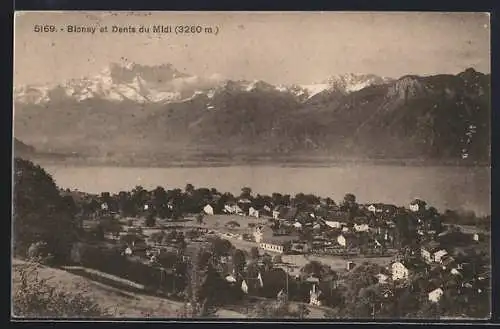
[13,64,491,164]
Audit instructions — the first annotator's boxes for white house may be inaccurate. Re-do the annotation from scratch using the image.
[421,241,443,264]
[260,241,285,254]
[367,204,378,213]
[428,288,444,303]
[376,273,389,284]
[225,275,237,283]
[124,247,133,256]
[324,221,341,229]
[203,204,214,215]
[337,235,347,247]
[249,207,260,218]
[253,226,264,243]
[409,199,427,212]
[241,280,249,294]
[354,223,370,232]
[391,262,410,281]
[224,204,243,215]
[309,284,322,306]
[434,249,449,263]
[293,222,303,229]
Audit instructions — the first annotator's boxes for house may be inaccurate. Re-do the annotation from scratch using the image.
[337,235,347,247]
[428,287,444,303]
[421,241,448,263]
[354,223,370,232]
[472,233,485,242]
[409,199,427,212]
[376,273,389,284]
[440,255,456,270]
[290,241,309,254]
[346,261,356,271]
[293,222,303,229]
[203,204,214,215]
[253,226,264,243]
[367,204,381,213]
[224,204,244,215]
[324,221,341,229]
[309,284,322,306]
[249,207,260,218]
[237,199,253,214]
[391,261,411,281]
[434,249,449,263]
[259,240,289,254]
[368,203,397,215]
[324,210,350,222]
[272,206,285,220]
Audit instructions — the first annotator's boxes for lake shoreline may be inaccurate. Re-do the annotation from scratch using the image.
[21,154,492,169]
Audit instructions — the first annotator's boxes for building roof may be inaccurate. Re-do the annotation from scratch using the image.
[421,240,441,252]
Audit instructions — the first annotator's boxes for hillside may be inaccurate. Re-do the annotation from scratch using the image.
[13,138,36,157]
[13,66,491,164]
[12,259,246,318]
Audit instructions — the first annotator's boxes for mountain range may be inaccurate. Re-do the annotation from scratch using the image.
[13,63,491,164]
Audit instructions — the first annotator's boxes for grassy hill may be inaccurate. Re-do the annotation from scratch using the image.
[12,259,246,318]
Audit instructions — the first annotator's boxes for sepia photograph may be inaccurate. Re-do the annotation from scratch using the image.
[12,11,491,320]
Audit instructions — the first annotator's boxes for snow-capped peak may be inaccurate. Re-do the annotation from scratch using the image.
[323,73,393,93]
[14,62,393,106]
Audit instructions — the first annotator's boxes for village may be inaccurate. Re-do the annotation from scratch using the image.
[60,184,491,318]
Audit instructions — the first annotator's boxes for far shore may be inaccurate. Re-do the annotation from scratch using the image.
[16,152,492,169]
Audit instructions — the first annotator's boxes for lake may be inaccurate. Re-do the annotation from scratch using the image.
[41,164,491,216]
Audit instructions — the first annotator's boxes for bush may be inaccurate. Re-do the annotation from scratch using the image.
[27,241,49,259]
[13,262,109,318]
[145,215,156,227]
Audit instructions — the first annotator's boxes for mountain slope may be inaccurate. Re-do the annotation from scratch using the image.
[13,66,490,163]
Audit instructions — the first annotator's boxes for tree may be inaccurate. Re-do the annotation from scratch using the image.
[240,187,252,199]
[185,184,195,195]
[301,261,333,280]
[210,237,233,258]
[196,214,204,225]
[152,186,168,219]
[13,158,79,263]
[250,247,260,260]
[341,193,359,219]
[145,213,156,227]
[262,253,273,271]
[150,231,166,245]
[157,251,179,268]
[232,249,246,276]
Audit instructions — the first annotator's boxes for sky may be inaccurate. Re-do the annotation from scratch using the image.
[14,11,490,86]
